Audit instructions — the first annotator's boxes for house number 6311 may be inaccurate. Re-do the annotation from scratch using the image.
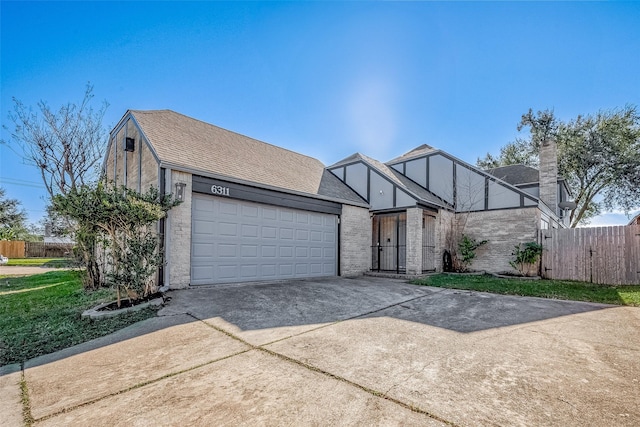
[211,185,230,196]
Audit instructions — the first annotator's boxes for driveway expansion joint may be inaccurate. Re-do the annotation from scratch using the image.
[31,347,254,424]
[188,306,459,426]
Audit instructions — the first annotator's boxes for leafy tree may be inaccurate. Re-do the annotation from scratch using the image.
[4,83,108,198]
[0,187,30,241]
[477,106,640,226]
[52,183,180,300]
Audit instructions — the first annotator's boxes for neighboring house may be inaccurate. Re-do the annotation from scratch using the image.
[103,110,570,289]
[43,236,75,244]
[629,213,640,226]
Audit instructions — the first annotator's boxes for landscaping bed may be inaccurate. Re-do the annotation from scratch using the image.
[412,273,640,306]
[0,270,159,366]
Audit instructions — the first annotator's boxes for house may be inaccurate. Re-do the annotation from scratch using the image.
[629,213,640,226]
[485,164,572,228]
[103,110,570,289]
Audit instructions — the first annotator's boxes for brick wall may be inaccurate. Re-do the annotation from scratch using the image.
[340,204,371,276]
[405,207,423,274]
[166,170,192,289]
[456,207,540,273]
[434,210,455,272]
[539,139,558,215]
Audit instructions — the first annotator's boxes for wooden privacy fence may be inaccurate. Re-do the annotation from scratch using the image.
[25,242,74,258]
[0,241,26,258]
[540,225,640,285]
[0,241,75,258]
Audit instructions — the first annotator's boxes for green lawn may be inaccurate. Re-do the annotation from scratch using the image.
[0,271,159,366]
[5,258,77,268]
[413,274,640,306]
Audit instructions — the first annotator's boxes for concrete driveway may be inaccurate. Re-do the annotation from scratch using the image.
[2,276,639,426]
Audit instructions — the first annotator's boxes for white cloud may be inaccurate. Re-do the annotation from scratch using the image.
[345,77,397,160]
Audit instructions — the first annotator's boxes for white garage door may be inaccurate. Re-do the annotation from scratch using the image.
[191,194,338,285]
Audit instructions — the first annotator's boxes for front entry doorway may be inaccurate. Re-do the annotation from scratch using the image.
[371,212,406,273]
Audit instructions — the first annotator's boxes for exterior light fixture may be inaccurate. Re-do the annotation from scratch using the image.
[175,182,186,202]
[124,137,135,152]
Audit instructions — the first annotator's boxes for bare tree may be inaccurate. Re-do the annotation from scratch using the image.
[4,83,109,198]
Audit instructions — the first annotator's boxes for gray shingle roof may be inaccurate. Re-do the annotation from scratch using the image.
[386,144,437,164]
[485,164,540,186]
[317,170,367,204]
[329,152,447,209]
[131,110,328,197]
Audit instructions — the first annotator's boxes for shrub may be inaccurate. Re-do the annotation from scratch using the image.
[456,235,488,272]
[509,241,543,276]
[52,183,180,304]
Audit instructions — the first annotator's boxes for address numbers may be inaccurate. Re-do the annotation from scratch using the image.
[211,185,230,196]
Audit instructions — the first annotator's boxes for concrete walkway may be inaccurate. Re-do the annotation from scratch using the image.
[0,266,71,276]
[2,276,639,426]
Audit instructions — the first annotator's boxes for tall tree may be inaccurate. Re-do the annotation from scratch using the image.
[0,187,28,240]
[477,106,640,227]
[4,83,109,198]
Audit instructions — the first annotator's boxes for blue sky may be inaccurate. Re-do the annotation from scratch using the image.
[1,1,639,226]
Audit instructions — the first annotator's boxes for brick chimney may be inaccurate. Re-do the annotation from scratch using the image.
[539,138,558,215]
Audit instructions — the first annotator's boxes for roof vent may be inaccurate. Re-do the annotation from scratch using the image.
[124,137,135,152]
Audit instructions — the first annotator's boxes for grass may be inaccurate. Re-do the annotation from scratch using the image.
[0,270,159,366]
[412,274,640,306]
[5,257,77,268]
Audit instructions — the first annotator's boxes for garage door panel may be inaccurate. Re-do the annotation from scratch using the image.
[280,228,294,239]
[193,243,214,256]
[217,244,237,257]
[240,265,258,278]
[218,222,238,236]
[193,219,215,234]
[192,266,214,281]
[242,205,258,218]
[279,211,294,222]
[279,264,293,276]
[219,201,238,215]
[191,194,337,285]
[241,245,258,257]
[241,224,259,237]
[218,265,238,279]
[280,246,294,258]
[262,208,277,220]
[262,227,277,239]
[262,246,277,257]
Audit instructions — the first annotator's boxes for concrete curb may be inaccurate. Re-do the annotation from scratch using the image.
[81,296,164,320]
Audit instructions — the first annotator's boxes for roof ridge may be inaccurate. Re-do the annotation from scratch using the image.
[131,110,326,166]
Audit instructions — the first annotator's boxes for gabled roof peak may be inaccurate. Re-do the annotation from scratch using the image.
[386,144,437,164]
